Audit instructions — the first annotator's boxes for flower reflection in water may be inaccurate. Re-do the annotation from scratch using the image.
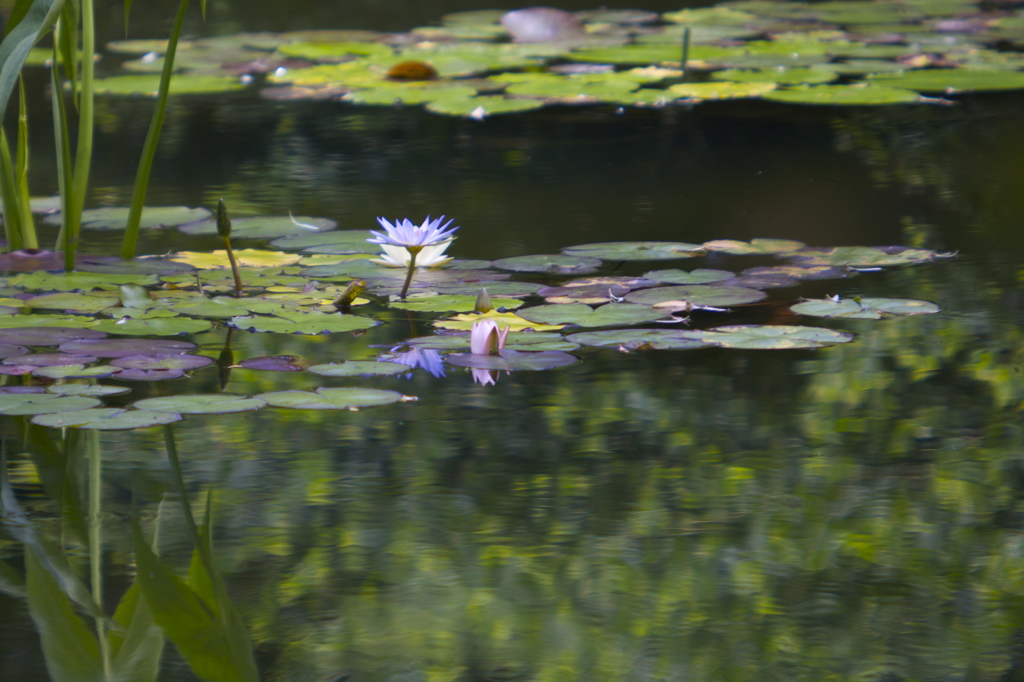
[472,369,500,386]
[388,348,446,378]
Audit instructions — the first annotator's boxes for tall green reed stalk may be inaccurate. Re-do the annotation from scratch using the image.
[0,0,203,268]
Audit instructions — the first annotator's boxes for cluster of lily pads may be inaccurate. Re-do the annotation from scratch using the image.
[76,1,1024,113]
[0,201,952,429]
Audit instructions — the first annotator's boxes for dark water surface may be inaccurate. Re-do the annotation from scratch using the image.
[4,1,1024,681]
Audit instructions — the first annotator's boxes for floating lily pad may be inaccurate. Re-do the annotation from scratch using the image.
[562,241,704,260]
[259,387,412,410]
[566,329,708,350]
[712,66,838,85]
[0,327,107,345]
[433,311,565,332]
[643,268,736,285]
[426,96,545,117]
[0,343,29,358]
[491,254,602,274]
[132,394,267,414]
[15,271,160,291]
[31,365,122,379]
[46,383,131,397]
[445,349,578,371]
[668,81,778,100]
[786,246,949,267]
[270,230,378,253]
[435,281,543,297]
[89,318,214,336]
[228,311,380,335]
[625,285,768,308]
[237,356,308,372]
[790,297,941,319]
[58,335,194,356]
[43,206,211,230]
[0,386,47,394]
[742,264,851,281]
[179,215,337,238]
[110,354,213,371]
[517,302,673,327]
[762,83,921,105]
[701,238,807,255]
[110,369,187,381]
[0,394,101,415]
[678,324,856,349]
[307,361,410,377]
[388,295,524,313]
[3,353,98,367]
[31,408,183,430]
[91,74,249,96]
[24,293,120,313]
[869,68,1024,92]
[168,249,302,269]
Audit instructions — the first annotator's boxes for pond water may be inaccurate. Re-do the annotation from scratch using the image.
[5,1,1024,681]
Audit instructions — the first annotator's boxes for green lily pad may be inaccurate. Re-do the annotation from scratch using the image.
[492,254,602,274]
[14,271,160,290]
[566,329,708,350]
[388,295,523,313]
[0,394,101,415]
[178,215,337,238]
[517,302,673,327]
[278,40,395,62]
[562,241,704,260]
[762,83,921,105]
[712,66,838,85]
[228,311,380,335]
[786,246,949,267]
[869,68,1024,93]
[132,394,268,414]
[259,387,412,410]
[436,281,542,297]
[46,383,131,397]
[0,327,106,345]
[625,285,768,308]
[31,408,183,430]
[643,268,736,285]
[790,297,941,319]
[678,324,856,349]
[346,84,479,106]
[270,230,377,253]
[702,238,807,255]
[24,293,120,313]
[110,354,212,371]
[89,318,214,336]
[31,365,122,379]
[307,361,410,377]
[425,96,545,117]
[91,74,249,96]
[668,81,778,100]
[43,206,212,231]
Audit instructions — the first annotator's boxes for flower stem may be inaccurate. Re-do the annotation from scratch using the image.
[400,247,421,299]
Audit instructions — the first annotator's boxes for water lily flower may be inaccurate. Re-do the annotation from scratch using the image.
[470,319,510,356]
[368,215,459,250]
[371,239,455,268]
[368,215,459,298]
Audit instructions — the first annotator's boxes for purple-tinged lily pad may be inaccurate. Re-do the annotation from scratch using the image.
[0,393,101,415]
[46,383,132,397]
[238,355,308,372]
[0,327,106,346]
[57,338,196,357]
[179,215,337,238]
[307,360,409,377]
[259,387,414,410]
[0,249,65,272]
[537,283,636,304]
[445,349,578,371]
[111,369,187,382]
[3,353,99,367]
[492,254,602,275]
[625,285,768,309]
[784,246,952,267]
[110,354,213,371]
[0,386,47,394]
[132,394,267,414]
[729,273,800,289]
[31,408,183,430]
[75,255,196,275]
[566,329,709,350]
[43,206,212,231]
[742,265,851,281]
[270,230,377,253]
[0,344,29,359]
[562,241,704,260]
[701,238,806,255]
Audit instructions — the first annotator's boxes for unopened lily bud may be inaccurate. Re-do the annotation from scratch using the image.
[216,198,232,239]
[475,288,493,313]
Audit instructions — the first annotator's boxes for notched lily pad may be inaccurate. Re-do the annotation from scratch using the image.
[566,329,708,350]
[109,354,213,371]
[678,324,856,349]
[492,254,602,274]
[31,408,183,430]
[517,302,673,327]
[643,268,735,285]
[258,387,413,410]
[307,360,410,377]
[790,297,941,319]
[46,383,131,397]
[562,241,704,260]
[132,394,267,414]
[388,294,524,313]
[0,393,101,415]
[237,356,308,372]
[786,246,951,267]
[625,284,768,308]
[702,238,806,255]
